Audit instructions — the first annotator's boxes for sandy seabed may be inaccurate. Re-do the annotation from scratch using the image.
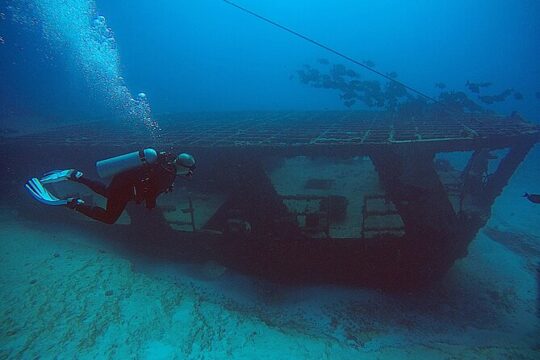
[1,148,540,359]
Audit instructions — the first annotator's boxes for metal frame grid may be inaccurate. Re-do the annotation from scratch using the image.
[5,111,539,149]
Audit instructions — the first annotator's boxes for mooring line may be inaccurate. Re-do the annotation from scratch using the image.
[222,0,445,107]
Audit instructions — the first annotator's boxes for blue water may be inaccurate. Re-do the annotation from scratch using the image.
[2,0,539,121]
[1,0,540,358]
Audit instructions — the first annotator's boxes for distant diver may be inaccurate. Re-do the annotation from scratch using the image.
[25,149,196,224]
[523,193,540,204]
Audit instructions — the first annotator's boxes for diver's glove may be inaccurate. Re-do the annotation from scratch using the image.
[68,170,84,181]
[66,197,85,209]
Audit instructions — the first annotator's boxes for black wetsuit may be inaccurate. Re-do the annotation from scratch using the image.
[74,152,177,224]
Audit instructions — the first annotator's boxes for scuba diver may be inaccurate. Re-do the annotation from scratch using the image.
[25,149,196,224]
[523,193,540,204]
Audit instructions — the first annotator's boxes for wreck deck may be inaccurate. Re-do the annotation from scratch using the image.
[5,111,539,155]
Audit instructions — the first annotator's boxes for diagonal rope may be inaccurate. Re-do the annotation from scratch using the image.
[222,0,445,107]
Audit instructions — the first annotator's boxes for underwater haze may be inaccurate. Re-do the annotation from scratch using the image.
[1,0,540,359]
[2,0,540,122]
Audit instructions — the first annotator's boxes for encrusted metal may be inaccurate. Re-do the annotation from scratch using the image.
[6,111,539,151]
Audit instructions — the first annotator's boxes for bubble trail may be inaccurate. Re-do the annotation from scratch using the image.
[21,0,161,138]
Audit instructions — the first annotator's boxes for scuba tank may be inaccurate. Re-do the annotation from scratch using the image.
[96,148,158,178]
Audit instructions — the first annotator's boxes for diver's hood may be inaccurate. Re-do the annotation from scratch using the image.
[175,153,196,176]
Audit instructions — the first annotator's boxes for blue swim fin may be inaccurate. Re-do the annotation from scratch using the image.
[25,178,68,206]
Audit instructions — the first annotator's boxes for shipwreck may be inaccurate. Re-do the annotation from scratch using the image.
[2,110,539,289]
